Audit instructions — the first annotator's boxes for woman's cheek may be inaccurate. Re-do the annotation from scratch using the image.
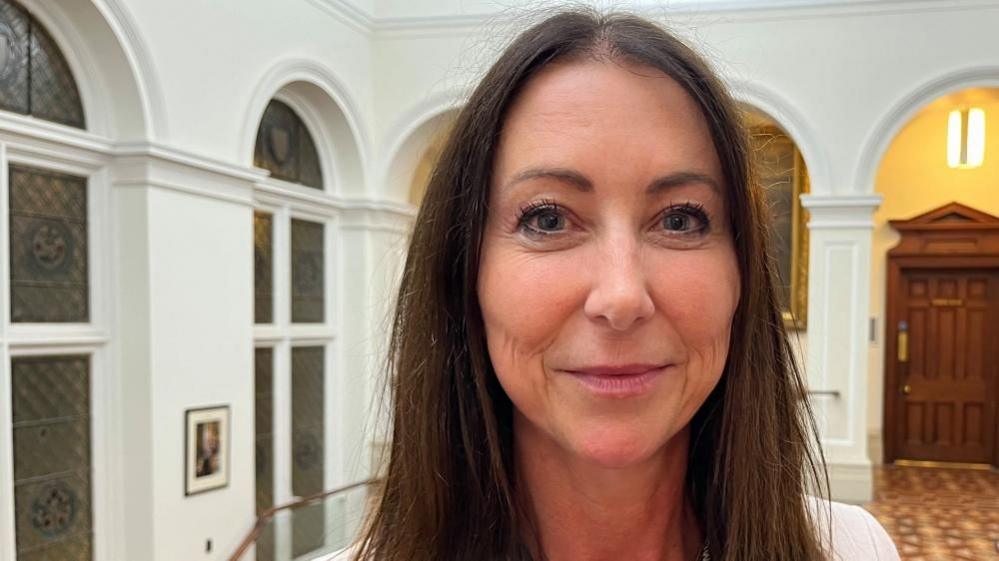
[652,251,739,340]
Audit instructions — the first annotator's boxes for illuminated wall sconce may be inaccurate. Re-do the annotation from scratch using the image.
[947,108,985,168]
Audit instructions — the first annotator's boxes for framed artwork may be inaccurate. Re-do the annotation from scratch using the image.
[750,125,810,330]
[185,405,230,496]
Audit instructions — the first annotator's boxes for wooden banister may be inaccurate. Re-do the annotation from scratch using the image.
[228,478,379,561]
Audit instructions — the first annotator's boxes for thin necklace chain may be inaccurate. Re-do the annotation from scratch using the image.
[699,543,711,561]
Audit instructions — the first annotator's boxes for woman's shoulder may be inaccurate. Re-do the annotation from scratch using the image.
[806,497,900,561]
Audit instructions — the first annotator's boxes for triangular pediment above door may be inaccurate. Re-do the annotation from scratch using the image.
[888,202,999,256]
[890,202,999,231]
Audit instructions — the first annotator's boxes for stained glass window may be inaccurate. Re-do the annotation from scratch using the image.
[290,219,324,323]
[254,100,322,189]
[9,165,89,323]
[291,346,324,557]
[11,355,92,561]
[0,0,85,128]
[254,348,274,515]
[254,348,276,561]
[254,212,273,324]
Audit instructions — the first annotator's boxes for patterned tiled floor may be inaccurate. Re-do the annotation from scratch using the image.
[863,464,998,560]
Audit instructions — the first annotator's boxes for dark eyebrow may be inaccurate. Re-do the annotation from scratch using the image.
[503,168,593,192]
[646,171,721,195]
[502,167,721,195]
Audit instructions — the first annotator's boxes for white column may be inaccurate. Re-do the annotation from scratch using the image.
[800,194,882,504]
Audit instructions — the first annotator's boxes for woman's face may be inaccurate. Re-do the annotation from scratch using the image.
[478,59,740,468]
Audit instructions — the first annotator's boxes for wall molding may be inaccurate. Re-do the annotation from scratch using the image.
[306,0,999,37]
[802,194,883,229]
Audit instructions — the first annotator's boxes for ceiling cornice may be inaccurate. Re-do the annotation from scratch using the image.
[306,0,999,37]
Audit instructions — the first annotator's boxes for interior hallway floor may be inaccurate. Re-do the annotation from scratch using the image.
[863,464,998,560]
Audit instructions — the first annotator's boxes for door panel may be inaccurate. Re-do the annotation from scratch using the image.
[894,269,998,464]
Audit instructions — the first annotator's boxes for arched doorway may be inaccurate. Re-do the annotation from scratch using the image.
[875,87,999,467]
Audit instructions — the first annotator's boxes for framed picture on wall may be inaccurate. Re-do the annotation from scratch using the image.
[185,405,230,496]
[750,125,810,330]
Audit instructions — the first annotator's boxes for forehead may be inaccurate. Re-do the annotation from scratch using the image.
[493,59,722,191]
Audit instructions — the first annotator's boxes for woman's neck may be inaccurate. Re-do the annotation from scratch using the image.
[514,414,702,561]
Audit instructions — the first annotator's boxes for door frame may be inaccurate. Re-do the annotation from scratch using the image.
[883,202,999,466]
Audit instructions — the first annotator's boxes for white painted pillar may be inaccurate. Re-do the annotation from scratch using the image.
[800,194,882,504]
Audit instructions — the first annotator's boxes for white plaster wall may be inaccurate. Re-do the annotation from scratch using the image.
[146,188,254,561]
[119,0,374,165]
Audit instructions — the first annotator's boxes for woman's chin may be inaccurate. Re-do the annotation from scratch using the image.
[571,427,664,469]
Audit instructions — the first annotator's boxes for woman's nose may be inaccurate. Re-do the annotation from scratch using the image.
[582,241,655,331]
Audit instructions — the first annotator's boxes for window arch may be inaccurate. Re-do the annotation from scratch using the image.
[253,99,323,189]
[0,0,85,128]
[252,93,337,558]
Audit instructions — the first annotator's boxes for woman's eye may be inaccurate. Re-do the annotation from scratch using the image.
[663,213,693,232]
[534,211,565,232]
[517,202,567,236]
[659,204,710,235]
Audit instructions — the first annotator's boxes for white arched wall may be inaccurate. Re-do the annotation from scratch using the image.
[857,66,999,465]
[20,0,155,139]
[855,66,999,198]
[380,88,466,204]
[241,59,369,197]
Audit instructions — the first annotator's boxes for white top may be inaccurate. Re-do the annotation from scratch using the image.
[320,499,899,561]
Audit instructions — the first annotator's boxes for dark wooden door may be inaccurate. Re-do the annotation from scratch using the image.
[892,269,999,464]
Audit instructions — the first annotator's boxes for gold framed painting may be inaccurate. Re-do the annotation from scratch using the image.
[750,125,810,330]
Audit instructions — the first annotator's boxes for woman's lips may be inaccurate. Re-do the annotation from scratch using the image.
[562,364,669,397]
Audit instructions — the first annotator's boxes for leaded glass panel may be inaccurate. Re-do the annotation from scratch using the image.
[254,348,274,515]
[0,0,84,128]
[11,355,93,561]
[291,346,324,557]
[9,165,89,322]
[0,0,30,115]
[290,219,324,323]
[291,502,325,559]
[253,100,322,189]
[254,212,273,324]
[28,12,84,128]
[291,346,324,497]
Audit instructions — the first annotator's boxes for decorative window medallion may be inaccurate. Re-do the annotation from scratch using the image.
[11,355,93,561]
[253,100,322,189]
[9,164,89,322]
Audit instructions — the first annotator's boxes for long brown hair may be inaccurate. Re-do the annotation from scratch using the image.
[356,9,828,561]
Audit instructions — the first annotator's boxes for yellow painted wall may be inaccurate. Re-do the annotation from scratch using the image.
[868,95,999,461]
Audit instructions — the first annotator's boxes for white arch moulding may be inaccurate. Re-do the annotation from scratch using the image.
[854,65,999,196]
[240,58,370,197]
[379,88,466,204]
[19,0,157,140]
[730,79,831,197]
